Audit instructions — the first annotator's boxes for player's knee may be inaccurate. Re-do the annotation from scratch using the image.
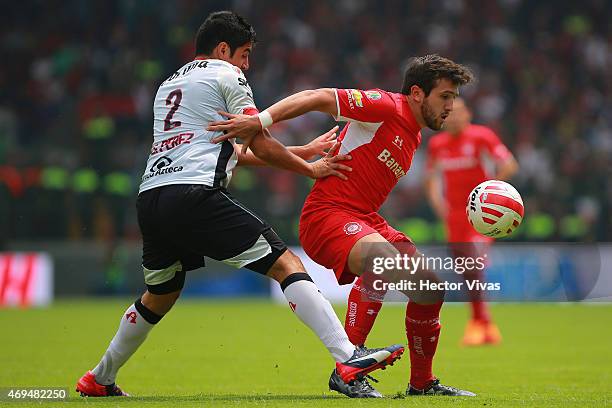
[267,250,306,283]
[141,289,181,316]
[411,290,445,305]
[370,246,401,276]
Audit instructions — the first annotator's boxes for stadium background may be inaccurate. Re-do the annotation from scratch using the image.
[1,0,610,297]
[0,1,611,406]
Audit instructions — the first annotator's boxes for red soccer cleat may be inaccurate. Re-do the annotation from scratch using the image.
[461,319,502,346]
[76,371,129,397]
[461,319,487,346]
[484,321,502,345]
[335,344,404,383]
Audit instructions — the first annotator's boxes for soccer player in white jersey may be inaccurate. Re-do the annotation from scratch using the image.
[76,11,403,397]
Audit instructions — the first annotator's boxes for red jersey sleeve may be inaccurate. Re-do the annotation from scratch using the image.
[479,127,512,162]
[334,88,396,123]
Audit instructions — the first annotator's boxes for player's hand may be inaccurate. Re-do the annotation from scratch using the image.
[302,126,339,161]
[208,111,261,154]
[310,141,352,180]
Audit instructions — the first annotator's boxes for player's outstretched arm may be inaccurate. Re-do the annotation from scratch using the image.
[244,127,351,179]
[208,88,337,147]
[425,168,447,220]
[495,155,519,180]
[236,126,339,166]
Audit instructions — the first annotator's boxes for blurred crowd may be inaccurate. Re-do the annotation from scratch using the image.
[1,0,610,247]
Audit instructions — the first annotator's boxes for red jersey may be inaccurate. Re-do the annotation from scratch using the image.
[426,124,512,220]
[304,88,421,215]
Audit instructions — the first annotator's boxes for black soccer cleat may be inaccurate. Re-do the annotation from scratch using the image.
[329,369,382,398]
[335,344,404,383]
[407,378,476,396]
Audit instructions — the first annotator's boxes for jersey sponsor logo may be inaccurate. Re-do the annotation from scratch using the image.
[142,156,184,181]
[346,90,356,110]
[289,301,297,312]
[377,149,407,179]
[343,222,363,235]
[439,156,478,170]
[461,143,475,155]
[150,132,194,155]
[347,301,357,326]
[237,77,249,87]
[125,311,137,324]
[365,90,381,100]
[346,89,363,109]
[392,135,404,149]
[412,335,424,356]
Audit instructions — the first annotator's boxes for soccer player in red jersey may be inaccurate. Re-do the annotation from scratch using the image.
[209,55,477,397]
[425,97,518,346]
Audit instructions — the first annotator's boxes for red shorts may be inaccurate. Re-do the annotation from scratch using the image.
[299,205,414,285]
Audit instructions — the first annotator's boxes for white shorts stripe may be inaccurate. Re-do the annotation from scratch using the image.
[222,234,272,268]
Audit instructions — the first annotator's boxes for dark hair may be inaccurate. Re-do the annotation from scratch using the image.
[401,54,474,96]
[195,11,257,56]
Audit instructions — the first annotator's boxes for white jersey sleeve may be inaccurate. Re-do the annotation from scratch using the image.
[217,67,257,115]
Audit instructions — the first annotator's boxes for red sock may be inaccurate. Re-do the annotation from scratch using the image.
[405,301,442,390]
[344,276,385,346]
[463,266,491,323]
[470,300,490,323]
[453,242,492,323]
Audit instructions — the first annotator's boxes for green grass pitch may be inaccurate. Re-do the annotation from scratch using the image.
[1,300,611,407]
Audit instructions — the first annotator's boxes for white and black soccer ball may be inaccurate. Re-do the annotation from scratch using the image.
[466,180,524,238]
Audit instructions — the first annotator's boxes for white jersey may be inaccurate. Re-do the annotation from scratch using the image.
[139,59,257,193]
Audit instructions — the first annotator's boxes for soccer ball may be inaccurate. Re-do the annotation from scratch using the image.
[466,180,524,238]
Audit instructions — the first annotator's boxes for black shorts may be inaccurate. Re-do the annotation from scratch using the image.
[136,184,287,294]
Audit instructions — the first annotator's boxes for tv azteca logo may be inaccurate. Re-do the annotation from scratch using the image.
[142,156,184,181]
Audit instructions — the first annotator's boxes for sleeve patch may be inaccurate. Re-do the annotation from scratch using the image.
[346,89,364,109]
[365,90,382,100]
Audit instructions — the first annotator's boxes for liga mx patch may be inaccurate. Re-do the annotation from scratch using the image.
[365,90,382,100]
[344,222,363,235]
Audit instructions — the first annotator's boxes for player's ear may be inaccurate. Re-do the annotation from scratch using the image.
[214,42,232,59]
[410,85,424,103]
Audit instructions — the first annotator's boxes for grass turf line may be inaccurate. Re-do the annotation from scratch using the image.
[1,300,611,407]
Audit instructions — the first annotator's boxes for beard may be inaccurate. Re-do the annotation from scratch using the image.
[421,99,444,130]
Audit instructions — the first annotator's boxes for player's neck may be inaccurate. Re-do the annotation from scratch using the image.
[194,52,228,63]
[405,96,426,130]
[450,124,469,136]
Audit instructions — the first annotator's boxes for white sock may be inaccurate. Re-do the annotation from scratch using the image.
[281,274,355,362]
[92,299,159,385]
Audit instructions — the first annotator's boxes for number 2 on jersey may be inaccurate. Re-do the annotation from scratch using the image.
[164,89,182,131]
